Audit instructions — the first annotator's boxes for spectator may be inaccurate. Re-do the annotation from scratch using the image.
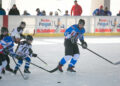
[8,4,20,15]
[42,10,46,16]
[117,11,120,16]
[49,11,53,16]
[64,10,70,16]
[71,0,82,16]
[0,4,6,15]
[104,7,112,16]
[93,5,104,16]
[23,10,30,15]
[36,8,42,16]
[55,11,58,16]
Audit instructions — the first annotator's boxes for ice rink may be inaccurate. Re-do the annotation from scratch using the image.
[0,36,120,86]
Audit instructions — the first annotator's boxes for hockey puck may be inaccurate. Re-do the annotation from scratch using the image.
[57,81,61,83]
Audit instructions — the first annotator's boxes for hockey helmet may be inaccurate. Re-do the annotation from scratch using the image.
[78,19,85,26]
[1,27,8,33]
[20,21,26,26]
[26,35,33,41]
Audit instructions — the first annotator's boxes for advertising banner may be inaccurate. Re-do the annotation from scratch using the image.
[36,17,66,33]
[95,17,120,32]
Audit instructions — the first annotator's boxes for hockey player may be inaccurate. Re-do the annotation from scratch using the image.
[11,21,26,39]
[0,27,13,74]
[13,35,37,74]
[57,19,87,72]
[0,33,21,79]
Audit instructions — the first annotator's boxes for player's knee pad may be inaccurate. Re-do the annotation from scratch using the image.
[73,54,80,60]
[25,57,31,62]
[64,55,72,62]
[2,60,7,68]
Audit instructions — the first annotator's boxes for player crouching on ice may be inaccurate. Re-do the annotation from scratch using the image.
[0,33,22,79]
[57,19,87,72]
[13,35,37,74]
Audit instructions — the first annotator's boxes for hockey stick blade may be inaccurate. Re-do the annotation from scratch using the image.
[30,62,53,73]
[49,66,58,73]
[114,61,120,65]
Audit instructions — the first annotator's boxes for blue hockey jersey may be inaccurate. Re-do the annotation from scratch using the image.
[0,36,16,57]
[64,24,85,42]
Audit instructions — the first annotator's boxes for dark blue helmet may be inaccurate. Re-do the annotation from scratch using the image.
[26,35,33,41]
[78,19,85,26]
[1,27,8,33]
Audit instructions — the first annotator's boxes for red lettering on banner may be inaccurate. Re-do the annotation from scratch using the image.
[95,28,112,32]
[60,29,65,32]
[41,19,50,22]
[36,29,55,33]
[117,29,120,32]
[99,19,107,22]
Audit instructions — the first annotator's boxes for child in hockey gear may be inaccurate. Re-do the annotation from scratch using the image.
[13,35,37,74]
[58,19,87,72]
[11,21,26,39]
[0,27,13,74]
[0,33,22,79]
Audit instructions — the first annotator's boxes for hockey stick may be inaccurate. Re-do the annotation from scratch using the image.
[29,62,56,73]
[77,43,119,65]
[32,29,36,36]
[57,9,62,14]
[36,56,48,65]
[11,57,26,80]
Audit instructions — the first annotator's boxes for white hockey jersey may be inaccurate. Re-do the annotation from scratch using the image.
[11,27,23,37]
[16,41,32,58]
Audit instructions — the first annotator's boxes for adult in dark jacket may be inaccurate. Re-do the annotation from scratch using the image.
[0,4,6,15]
[104,7,112,16]
[8,4,20,15]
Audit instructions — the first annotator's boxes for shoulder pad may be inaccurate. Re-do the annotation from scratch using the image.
[3,36,12,42]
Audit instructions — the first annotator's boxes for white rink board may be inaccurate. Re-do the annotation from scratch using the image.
[8,16,36,34]
[0,16,120,34]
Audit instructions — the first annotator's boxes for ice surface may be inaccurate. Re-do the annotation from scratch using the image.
[0,36,120,86]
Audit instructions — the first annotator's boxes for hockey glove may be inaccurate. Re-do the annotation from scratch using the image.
[71,36,76,44]
[81,40,87,49]
[32,53,37,57]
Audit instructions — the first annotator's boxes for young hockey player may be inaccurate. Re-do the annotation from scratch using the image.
[0,27,13,74]
[13,35,37,74]
[0,33,21,79]
[11,21,26,39]
[57,19,87,72]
